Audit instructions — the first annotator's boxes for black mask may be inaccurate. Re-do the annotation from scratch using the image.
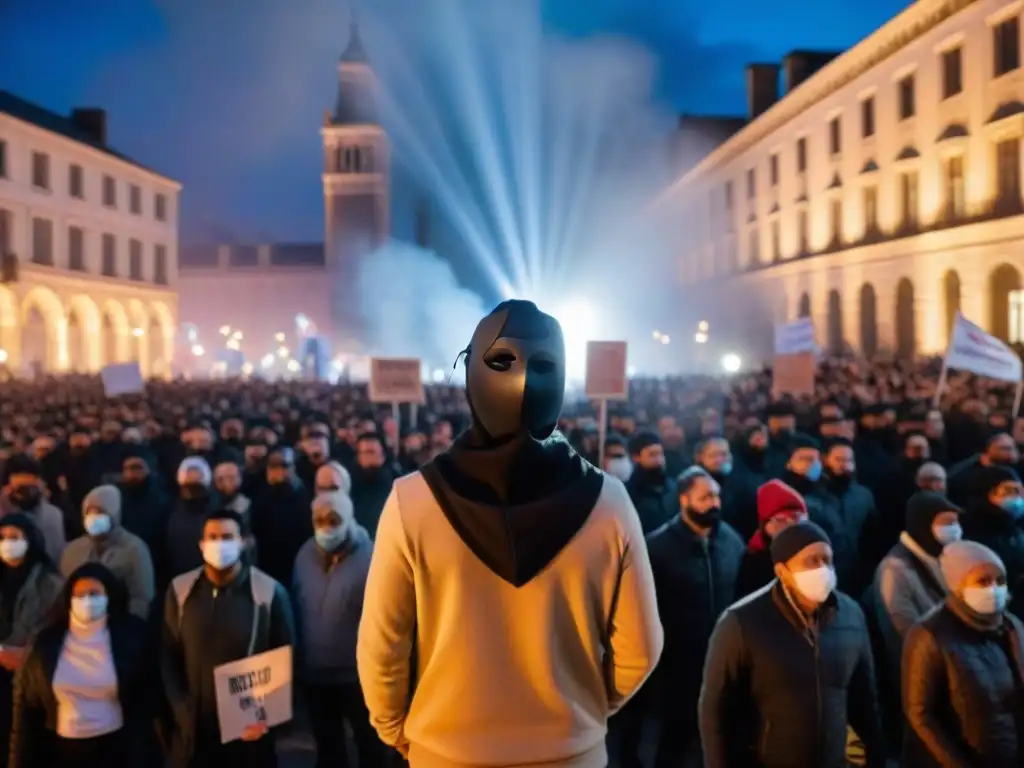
[69,446,89,457]
[180,483,208,501]
[688,506,721,530]
[9,487,41,510]
[827,471,854,492]
[464,300,565,441]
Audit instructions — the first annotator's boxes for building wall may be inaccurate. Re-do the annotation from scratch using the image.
[663,0,1024,361]
[0,112,179,376]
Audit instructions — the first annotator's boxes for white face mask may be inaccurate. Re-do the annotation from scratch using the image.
[963,585,1009,615]
[0,538,28,565]
[202,539,242,570]
[790,565,837,604]
[71,595,108,623]
[84,512,112,537]
[605,457,633,482]
[933,523,963,546]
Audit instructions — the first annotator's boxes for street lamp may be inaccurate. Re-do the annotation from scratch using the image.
[218,325,231,337]
[695,332,708,344]
[722,353,741,373]
[191,344,204,356]
[286,359,300,373]
[132,327,144,338]
[277,346,289,358]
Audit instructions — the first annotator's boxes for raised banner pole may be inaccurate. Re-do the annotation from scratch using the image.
[597,398,609,470]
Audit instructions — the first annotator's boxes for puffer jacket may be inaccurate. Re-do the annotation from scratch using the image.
[902,598,1024,767]
[699,581,885,768]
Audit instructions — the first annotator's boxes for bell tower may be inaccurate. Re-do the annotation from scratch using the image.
[321,12,389,346]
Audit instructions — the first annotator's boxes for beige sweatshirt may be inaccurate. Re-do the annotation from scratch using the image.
[356,471,663,768]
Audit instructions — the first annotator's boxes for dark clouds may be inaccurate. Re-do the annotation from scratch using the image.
[0,0,907,243]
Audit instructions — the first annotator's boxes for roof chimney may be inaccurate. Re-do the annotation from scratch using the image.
[782,51,841,94]
[746,63,780,120]
[70,108,107,146]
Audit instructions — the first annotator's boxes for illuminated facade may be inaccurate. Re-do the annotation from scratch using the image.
[177,17,390,366]
[0,92,179,377]
[664,0,1024,361]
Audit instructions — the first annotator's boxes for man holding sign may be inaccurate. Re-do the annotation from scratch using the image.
[161,510,295,768]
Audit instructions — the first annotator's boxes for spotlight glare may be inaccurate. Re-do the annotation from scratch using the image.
[191,344,204,356]
[722,353,741,373]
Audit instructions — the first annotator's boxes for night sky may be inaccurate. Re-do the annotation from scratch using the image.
[1,0,908,245]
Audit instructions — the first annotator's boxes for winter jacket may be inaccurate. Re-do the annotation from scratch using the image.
[961,508,1024,618]
[625,473,678,535]
[9,614,150,768]
[699,581,885,768]
[902,598,1024,767]
[0,498,65,564]
[61,525,155,621]
[647,516,744,693]
[291,525,371,683]
[0,563,63,647]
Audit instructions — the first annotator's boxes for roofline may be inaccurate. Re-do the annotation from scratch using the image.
[0,111,183,191]
[660,0,977,201]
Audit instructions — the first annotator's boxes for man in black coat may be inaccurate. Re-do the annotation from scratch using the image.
[625,432,677,535]
[821,437,877,591]
[699,521,885,768]
[647,467,745,767]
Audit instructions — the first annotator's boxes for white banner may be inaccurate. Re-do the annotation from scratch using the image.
[214,645,293,744]
[945,312,1022,383]
[774,318,816,355]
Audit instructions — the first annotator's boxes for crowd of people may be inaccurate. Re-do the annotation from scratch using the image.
[0,350,1020,767]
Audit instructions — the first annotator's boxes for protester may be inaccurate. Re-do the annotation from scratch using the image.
[9,563,150,768]
[902,540,1024,767]
[314,461,351,495]
[349,433,395,538]
[165,458,217,581]
[60,486,155,620]
[961,464,1024,616]
[736,479,809,596]
[626,431,678,534]
[0,456,66,564]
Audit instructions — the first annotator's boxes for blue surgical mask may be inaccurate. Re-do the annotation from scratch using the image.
[720,461,733,476]
[315,526,347,552]
[1000,497,1024,518]
[805,460,822,483]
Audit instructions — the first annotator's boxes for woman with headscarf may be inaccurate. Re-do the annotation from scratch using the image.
[9,562,149,768]
[0,513,63,766]
[902,540,1024,767]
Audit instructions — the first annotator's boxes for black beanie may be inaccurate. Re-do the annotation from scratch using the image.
[972,464,1020,499]
[628,431,661,456]
[905,491,961,557]
[771,521,831,565]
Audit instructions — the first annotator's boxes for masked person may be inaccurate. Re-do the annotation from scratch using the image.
[117,450,170,577]
[700,521,885,768]
[0,513,63,765]
[601,435,632,483]
[961,464,1024,617]
[357,300,662,767]
[947,431,1019,507]
[1,456,65,564]
[59,428,100,541]
[625,432,677,534]
[249,447,311,590]
[161,510,294,768]
[645,466,744,768]
[292,492,386,768]
[350,433,395,539]
[314,461,351,496]
[165,458,217,581]
[9,563,150,768]
[902,540,1024,767]
[736,479,809,597]
[822,437,877,586]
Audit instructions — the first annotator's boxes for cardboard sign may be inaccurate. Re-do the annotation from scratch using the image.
[100,362,144,397]
[368,357,425,404]
[772,352,816,397]
[585,341,629,400]
[774,318,817,355]
[214,645,293,744]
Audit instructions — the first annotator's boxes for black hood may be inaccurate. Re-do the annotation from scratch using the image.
[421,430,603,588]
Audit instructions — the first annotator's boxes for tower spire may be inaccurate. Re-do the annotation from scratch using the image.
[340,4,368,64]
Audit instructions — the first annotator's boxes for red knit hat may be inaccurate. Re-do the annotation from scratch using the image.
[748,479,808,552]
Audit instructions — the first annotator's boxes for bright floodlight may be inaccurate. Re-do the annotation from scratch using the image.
[0,349,8,364]
[191,344,204,356]
[275,332,285,343]
[722,353,741,373]
[277,346,289,358]
[698,320,709,332]
[241,362,254,376]
[552,297,595,381]
[132,327,144,338]
[287,359,301,373]
[432,368,445,383]
[219,325,231,337]
[260,354,275,369]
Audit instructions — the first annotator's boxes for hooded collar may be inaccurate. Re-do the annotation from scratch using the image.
[899,531,947,591]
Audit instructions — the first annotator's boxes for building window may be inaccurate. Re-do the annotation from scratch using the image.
[798,209,809,254]
[829,198,843,245]
[746,168,755,199]
[770,219,781,261]
[1011,291,1024,343]
[102,176,116,208]
[994,16,1020,77]
[69,164,84,199]
[0,209,11,255]
[863,185,878,234]
[102,234,117,277]
[829,117,841,156]
[861,98,875,138]
[796,137,807,173]
[898,74,916,120]
[996,138,1022,211]
[899,171,920,229]
[129,185,142,215]
[31,218,53,265]
[942,47,963,98]
[770,154,779,186]
[0,141,6,178]
[68,226,85,271]
[31,152,50,190]
[944,155,966,220]
[154,245,168,285]
[155,193,167,222]
[748,227,760,266]
[129,239,143,280]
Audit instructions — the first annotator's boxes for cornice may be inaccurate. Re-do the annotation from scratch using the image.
[663,0,979,198]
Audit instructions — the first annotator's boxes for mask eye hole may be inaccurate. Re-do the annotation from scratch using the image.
[530,359,555,375]
[485,352,516,372]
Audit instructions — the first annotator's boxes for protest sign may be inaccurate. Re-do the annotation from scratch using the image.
[214,645,293,744]
[368,357,425,404]
[100,362,144,397]
[772,352,816,398]
[774,318,817,355]
[937,312,1023,414]
[585,341,628,400]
